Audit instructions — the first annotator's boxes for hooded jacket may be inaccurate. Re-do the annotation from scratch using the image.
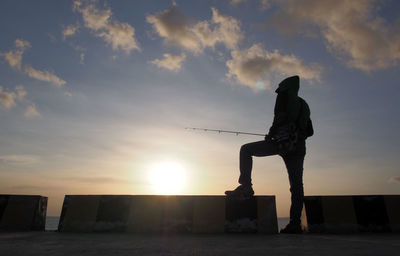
[269,75,303,137]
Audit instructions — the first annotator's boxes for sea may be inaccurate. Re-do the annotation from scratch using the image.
[45,217,290,231]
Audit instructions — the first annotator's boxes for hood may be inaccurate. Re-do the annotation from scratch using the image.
[275,75,299,95]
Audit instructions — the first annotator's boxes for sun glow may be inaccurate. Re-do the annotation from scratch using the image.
[147,162,187,195]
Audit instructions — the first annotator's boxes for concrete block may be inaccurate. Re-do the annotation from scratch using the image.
[302,195,397,233]
[353,195,390,232]
[321,196,358,232]
[58,195,100,232]
[163,196,193,233]
[192,196,225,233]
[127,196,164,232]
[225,196,257,233]
[0,195,9,221]
[384,195,400,232]
[94,196,131,232]
[59,195,278,233]
[0,195,47,231]
[257,197,278,233]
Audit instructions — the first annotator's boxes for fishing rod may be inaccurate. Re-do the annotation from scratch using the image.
[185,127,265,137]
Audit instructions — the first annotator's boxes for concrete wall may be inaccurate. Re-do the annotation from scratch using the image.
[0,195,47,231]
[302,195,400,233]
[58,195,278,233]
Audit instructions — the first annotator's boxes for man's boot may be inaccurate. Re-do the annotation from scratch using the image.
[280,221,303,234]
[225,184,254,197]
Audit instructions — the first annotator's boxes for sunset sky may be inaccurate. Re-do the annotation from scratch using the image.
[1,0,400,217]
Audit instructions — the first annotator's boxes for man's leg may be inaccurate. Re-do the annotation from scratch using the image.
[238,140,278,186]
[282,146,305,225]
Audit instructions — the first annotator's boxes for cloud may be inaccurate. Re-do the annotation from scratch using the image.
[147,3,243,53]
[25,104,40,118]
[62,23,80,39]
[0,85,39,117]
[230,0,270,10]
[64,176,131,184]
[226,44,322,89]
[15,85,27,101]
[0,154,40,165]
[73,0,140,54]
[229,0,248,6]
[150,53,186,72]
[0,39,30,70]
[1,39,66,86]
[193,7,243,50]
[0,86,16,109]
[80,53,85,64]
[24,66,66,87]
[0,85,27,109]
[6,185,62,191]
[266,0,400,72]
[146,3,200,53]
[260,0,271,10]
[388,177,400,184]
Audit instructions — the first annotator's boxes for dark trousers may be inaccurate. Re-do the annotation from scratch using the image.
[239,139,306,224]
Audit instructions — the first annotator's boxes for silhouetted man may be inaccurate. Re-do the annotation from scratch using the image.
[225,75,313,234]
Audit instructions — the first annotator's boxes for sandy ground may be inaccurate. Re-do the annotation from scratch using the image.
[1,232,399,256]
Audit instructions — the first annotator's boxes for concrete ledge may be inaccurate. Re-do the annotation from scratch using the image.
[58,195,278,233]
[302,195,400,233]
[0,195,47,231]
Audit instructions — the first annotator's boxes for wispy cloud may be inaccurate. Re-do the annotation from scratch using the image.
[64,176,132,184]
[62,23,80,39]
[147,3,243,54]
[7,185,63,191]
[0,154,40,165]
[24,66,66,87]
[0,86,16,109]
[229,0,271,11]
[150,53,186,72]
[0,85,27,109]
[226,44,322,89]
[80,52,85,64]
[73,0,140,54]
[0,39,30,70]
[388,177,400,184]
[15,85,27,101]
[265,0,400,72]
[229,0,247,6]
[25,104,41,118]
[260,0,271,10]
[1,39,66,86]
[0,85,39,117]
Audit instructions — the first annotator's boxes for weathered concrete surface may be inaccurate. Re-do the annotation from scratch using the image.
[1,232,399,256]
[58,195,278,233]
[0,195,47,231]
[302,195,400,233]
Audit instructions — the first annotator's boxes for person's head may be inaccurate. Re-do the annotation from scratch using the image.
[275,75,299,95]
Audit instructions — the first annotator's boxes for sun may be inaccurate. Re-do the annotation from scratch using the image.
[147,161,187,195]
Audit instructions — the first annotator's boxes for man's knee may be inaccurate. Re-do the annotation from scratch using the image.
[240,143,251,155]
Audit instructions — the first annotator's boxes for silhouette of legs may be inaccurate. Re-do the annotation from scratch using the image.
[239,140,278,186]
[238,139,306,225]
